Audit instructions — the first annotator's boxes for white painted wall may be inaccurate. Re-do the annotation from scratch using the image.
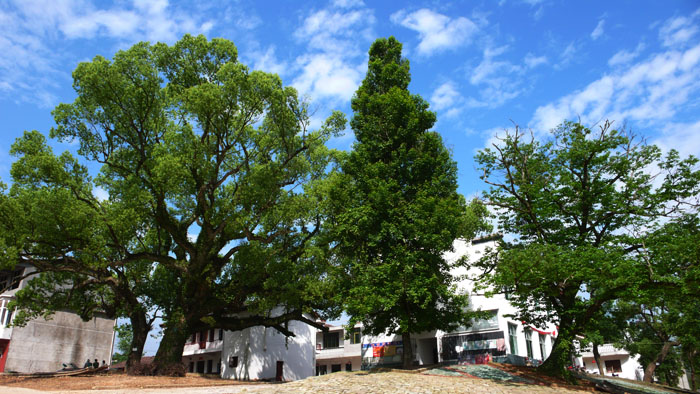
[220,318,315,381]
[438,238,557,363]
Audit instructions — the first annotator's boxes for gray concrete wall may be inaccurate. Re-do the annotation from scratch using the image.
[6,311,114,373]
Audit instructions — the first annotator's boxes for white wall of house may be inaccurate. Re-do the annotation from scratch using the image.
[437,237,557,364]
[577,344,643,380]
[220,318,315,381]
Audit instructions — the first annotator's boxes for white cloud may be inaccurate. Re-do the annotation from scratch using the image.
[293,53,364,102]
[0,0,214,107]
[524,53,547,68]
[531,42,700,132]
[466,46,543,108]
[653,120,700,158]
[332,0,365,8]
[590,19,605,40]
[658,8,700,48]
[608,43,645,66]
[557,42,577,68]
[248,46,287,77]
[93,187,109,202]
[390,9,478,56]
[430,81,462,113]
[291,5,375,104]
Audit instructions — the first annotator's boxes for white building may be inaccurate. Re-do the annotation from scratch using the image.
[315,236,558,371]
[314,322,362,374]
[576,343,642,380]
[182,313,316,381]
[0,265,116,373]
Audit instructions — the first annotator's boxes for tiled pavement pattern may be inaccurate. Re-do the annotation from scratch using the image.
[242,371,589,394]
[437,364,535,384]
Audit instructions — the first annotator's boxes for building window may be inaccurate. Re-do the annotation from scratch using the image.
[323,332,340,349]
[605,359,622,373]
[539,333,547,359]
[0,268,24,291]
[508,323,518,355]
[229,356,238,368]
[345,363,352,372]
[219,329,223,340]
[317,365,327,375]
[331,364,341,373]
[525,329,533,359]
[207,359,213,373]
[349,328,361,344]
[470,310,500,331]
[209,328,215,342]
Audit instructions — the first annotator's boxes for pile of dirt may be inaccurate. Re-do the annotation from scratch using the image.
[0,372,262,391]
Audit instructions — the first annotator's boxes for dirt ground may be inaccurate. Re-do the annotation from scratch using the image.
[0,372,263,391]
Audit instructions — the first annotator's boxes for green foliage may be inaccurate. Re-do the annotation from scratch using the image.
[474,121,700,377]
[330,37,489,367]
[112,323,136,364]
[0,34,346,371]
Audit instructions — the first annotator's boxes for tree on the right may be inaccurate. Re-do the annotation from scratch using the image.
[474,121,700,379]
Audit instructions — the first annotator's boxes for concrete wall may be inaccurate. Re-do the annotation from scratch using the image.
[221,319,315,381]
[6,311,114,373]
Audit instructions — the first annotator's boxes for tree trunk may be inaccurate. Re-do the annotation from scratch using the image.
[402,331,413,369]
[539,326,575,381]
[643,340,675,383]
[592,342,605,375]
[126,311,150,375]
[152,317,190,376]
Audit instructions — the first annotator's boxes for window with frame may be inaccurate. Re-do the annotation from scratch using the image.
[0,268,24,291]
[539,333,547,359]
[525,329,533,359]
[323,332,340,349]
[605,359,622,373]
[508,323,519,355]
[349,328,361,344]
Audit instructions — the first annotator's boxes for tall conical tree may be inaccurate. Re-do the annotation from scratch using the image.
[331,37,488,369]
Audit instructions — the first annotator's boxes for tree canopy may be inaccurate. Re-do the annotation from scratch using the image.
[329,37,489,369]
[474,121,700,378]
[0,34,345,374]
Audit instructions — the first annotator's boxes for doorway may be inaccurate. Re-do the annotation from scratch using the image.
[276,361,284,381]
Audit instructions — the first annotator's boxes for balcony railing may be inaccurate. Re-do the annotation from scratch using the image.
[316,344,362,359]
[182,339,223,356]
[580,344,627,356]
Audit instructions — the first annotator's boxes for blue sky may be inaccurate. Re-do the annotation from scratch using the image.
[1,0,699,354]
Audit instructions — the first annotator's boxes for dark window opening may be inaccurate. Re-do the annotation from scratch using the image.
[196,360,205,373]
[219,329,223,340]
[345,363,352,372]
[207,359,213,373]
[605,359,622,373]
[209,328,215,342]
[229,356,238,368]
[189,362,194,373]
[317,365,327,375]
[525,329,533,359]
[349,328,361,344]
[331,364,341,373]
[323,332,340,349]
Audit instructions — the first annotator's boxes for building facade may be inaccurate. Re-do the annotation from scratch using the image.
[0,265,116,373]
[314,236,557,372]
[182,312,317,381]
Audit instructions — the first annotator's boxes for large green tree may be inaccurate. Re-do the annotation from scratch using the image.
[474,121,700,378]
[330,37,489,369]
[0,131,164,373]
[1,34,345,374]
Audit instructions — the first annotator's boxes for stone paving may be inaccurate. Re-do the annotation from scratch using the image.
[2,370,593,394]
[240,371,589,394]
